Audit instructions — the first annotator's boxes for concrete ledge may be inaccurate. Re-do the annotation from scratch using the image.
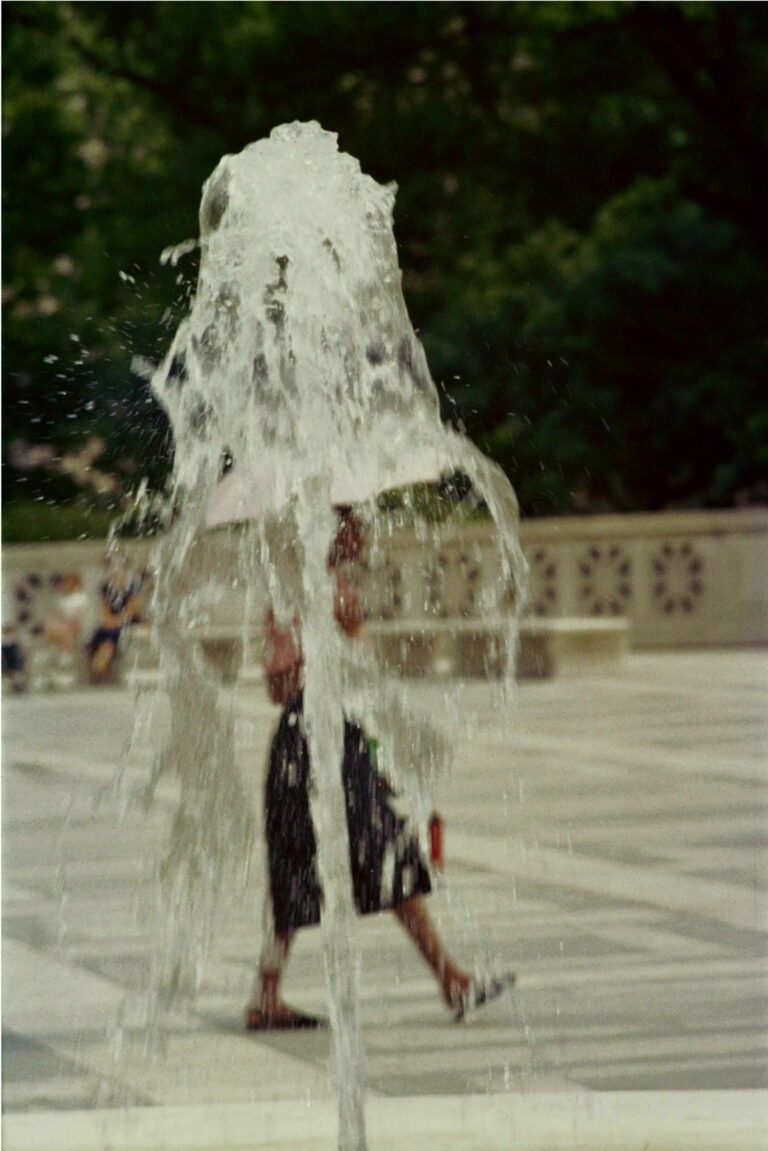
[518,616,630,679]
[367,616,630,679]
[126,617,629,684]
[3,1092,765,1151]
[125,663,264,693]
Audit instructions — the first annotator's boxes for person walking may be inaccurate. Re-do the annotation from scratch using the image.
[246,509,511,1030]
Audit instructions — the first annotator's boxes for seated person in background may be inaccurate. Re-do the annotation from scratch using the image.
[45,573,88,656]
[87,564,143,681]
[2,625,27,693]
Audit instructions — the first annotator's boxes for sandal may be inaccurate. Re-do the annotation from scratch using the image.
[454,972,516,1022]
[245,1005,324,1031]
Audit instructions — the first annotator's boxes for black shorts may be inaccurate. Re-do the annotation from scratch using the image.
[2,643,25,674]
[265,695,432,932]
[87,626,122,654]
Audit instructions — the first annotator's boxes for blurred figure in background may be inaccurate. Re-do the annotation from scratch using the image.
[87,562,144,683]
[45,573,88,656]
[2,624,27,693]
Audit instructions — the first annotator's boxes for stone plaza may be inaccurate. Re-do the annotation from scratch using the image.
[2,649,767,1148]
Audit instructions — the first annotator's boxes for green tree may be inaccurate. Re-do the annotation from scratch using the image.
[3,1,767,536]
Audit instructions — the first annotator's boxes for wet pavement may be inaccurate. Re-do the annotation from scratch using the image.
[2,651,767,1146]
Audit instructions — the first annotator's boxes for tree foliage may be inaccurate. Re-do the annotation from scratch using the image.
[3,1,767,536]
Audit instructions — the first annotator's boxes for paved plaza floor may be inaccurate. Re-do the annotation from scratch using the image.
[2,650,767,1148]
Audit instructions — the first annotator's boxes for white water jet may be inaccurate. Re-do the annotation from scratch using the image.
[146,121,527,1151]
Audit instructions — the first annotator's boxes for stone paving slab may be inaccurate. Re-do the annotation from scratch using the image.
[4,1092,768,1151]
[2,651,767,1146]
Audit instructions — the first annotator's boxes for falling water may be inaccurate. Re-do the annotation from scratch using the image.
[145,122,527,1151]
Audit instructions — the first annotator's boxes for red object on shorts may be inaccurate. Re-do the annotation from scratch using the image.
[429,811,443,871]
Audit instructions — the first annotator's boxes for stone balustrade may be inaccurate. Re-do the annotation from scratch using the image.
[346,506,767,651]
[519,507,767,647]
[3,507,766,689]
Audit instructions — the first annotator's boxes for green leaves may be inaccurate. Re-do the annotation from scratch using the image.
[3,1,767,539]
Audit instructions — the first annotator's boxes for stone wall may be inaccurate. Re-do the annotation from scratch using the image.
[348,507,767,648]
[3,508,766,681]
[519,508,767,647]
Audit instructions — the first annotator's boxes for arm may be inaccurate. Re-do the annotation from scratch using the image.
[264,609,303,704]
[334,574,364,639]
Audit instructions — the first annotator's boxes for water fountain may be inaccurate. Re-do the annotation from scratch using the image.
[146,121,527,1151]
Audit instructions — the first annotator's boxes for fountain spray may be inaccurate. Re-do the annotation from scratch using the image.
[147,122,526,1150]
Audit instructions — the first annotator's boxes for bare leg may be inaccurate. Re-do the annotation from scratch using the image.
[256,927,294,1014]
[393,894,471,1010]
[90,641,116,677]
[246,928,323,1030]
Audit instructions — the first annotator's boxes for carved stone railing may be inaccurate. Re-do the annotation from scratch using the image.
[3,508,766,689]
[343,507,767,648]
[519,508,767,648]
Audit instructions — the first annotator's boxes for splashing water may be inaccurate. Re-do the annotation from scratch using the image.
[146,122,527,1151]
